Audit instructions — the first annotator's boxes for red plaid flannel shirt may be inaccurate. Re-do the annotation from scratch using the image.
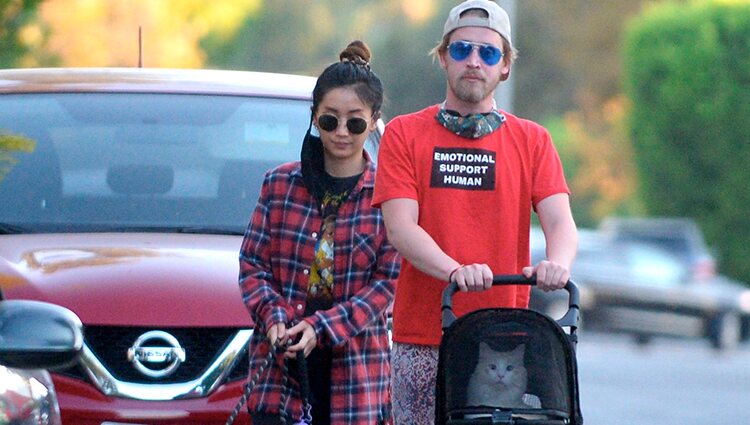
[239,158,399,424]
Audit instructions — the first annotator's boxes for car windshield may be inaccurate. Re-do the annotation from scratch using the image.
[616,234,688,258]
[623,242,684,286]
[0,93,377,234]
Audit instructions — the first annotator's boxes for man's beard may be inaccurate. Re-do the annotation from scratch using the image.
[451,71,501,104]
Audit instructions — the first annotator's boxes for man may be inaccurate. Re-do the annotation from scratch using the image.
[372,1,578,423]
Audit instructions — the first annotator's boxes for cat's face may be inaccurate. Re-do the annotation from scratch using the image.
[473,342,527,389]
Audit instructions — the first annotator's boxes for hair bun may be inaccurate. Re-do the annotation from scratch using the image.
[339,40,371,68]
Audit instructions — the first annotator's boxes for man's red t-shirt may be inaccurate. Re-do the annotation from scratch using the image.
[373,105,570,346]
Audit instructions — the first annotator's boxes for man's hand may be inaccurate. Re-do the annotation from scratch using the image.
[451,263,493,292]
[522,261,569,292]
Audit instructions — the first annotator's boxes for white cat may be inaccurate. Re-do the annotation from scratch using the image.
[466,342,531,409]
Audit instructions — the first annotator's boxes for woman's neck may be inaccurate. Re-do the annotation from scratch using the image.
[324,155,366,177]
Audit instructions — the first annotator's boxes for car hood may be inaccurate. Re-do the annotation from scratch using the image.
[0,233,252,327]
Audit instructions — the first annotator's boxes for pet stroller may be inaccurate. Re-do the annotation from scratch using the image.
[435,275,583,425]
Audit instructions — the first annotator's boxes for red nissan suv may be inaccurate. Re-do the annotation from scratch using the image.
[0,67,381,424]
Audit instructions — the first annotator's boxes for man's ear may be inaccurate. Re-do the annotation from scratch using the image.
[438,50,448,70]
[500,62,512,81]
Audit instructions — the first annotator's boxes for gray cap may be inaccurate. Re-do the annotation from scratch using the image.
[443,0,512,47]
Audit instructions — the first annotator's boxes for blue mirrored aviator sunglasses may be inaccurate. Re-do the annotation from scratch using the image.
[448,40,504,66]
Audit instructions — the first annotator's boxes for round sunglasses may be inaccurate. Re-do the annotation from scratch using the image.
[317,114,370,135]
[448,40,504,66]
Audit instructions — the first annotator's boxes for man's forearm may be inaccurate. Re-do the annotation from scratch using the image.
[537,193,578,269]
[387,220,459,281]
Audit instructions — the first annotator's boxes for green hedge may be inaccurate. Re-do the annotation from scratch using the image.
[623,0,750,282]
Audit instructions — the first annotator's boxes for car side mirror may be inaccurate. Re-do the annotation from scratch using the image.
[0,300,83,370]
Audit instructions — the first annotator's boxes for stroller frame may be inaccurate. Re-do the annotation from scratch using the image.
[435,275,584,425]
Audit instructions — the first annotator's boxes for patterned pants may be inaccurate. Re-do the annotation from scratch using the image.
[390,342,439,425]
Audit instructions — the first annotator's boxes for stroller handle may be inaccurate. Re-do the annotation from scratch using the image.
[441,274,580,331]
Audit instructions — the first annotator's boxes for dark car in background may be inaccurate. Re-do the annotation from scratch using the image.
[527,228,598,322]
[529,224,750,350]
[599,216,717,282]
[0,67,382,424]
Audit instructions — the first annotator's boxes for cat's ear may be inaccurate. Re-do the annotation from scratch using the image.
[512,343,526,359]
[478,341,492,356]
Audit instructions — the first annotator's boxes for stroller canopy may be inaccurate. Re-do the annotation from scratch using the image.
[436,308,583,424]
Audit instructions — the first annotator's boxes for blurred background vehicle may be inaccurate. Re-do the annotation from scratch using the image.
[529,224,750,350]
[599,216,717,282]
[528,227,598,323]
[0,299,83,425]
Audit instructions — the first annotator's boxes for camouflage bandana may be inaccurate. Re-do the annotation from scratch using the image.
[435,107,505,139]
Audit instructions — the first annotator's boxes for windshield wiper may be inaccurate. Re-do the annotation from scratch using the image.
[176,226,245,236]
[104,225,244,235]
[0,223,30,234]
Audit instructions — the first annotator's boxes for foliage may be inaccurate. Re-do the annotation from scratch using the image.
[514,1,645,121]
[544,97,644,228]
[201,0,446,120]
[38,0,259,67]
[623,0,750,281]
[0,0,47,68]
[0,132,36,182]
[200,0,650,122]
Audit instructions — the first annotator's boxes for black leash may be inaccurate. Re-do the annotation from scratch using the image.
[225,339,313,425]
[295,347,313,423]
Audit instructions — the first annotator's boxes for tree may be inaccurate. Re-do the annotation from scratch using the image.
[623,0,750,281]
[544,97,644,227]
[514,0,645,121]
[0,0,46,68]
[38,0,259,67]
[202,0,444,120]
[512,1,650,227]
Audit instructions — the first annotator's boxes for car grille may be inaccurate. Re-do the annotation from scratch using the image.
[57,326,249,385]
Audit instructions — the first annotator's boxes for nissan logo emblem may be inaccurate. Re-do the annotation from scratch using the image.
[127,330,186,378]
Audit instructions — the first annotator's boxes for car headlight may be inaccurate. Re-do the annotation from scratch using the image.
[0,365,62,425]
[739,290,750,314]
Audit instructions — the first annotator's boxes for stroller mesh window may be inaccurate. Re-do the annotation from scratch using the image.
[437,308,578,420]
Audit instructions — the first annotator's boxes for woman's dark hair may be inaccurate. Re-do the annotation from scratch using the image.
[311,40,384,116]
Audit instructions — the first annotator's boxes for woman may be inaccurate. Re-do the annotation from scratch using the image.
[238,40,399,425]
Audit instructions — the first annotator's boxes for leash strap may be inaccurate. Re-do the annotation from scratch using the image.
[225,343,276,425]
[295,349,313,423]
[225,339,313,425]
[282,349,313,424]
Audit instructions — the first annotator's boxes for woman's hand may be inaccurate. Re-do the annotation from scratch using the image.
[266,322,288,348]
[284,320,317,359]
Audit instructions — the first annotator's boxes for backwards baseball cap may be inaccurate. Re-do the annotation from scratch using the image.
[443,0,512,47]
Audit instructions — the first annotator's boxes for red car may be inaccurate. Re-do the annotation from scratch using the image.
[0,68,382,424]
